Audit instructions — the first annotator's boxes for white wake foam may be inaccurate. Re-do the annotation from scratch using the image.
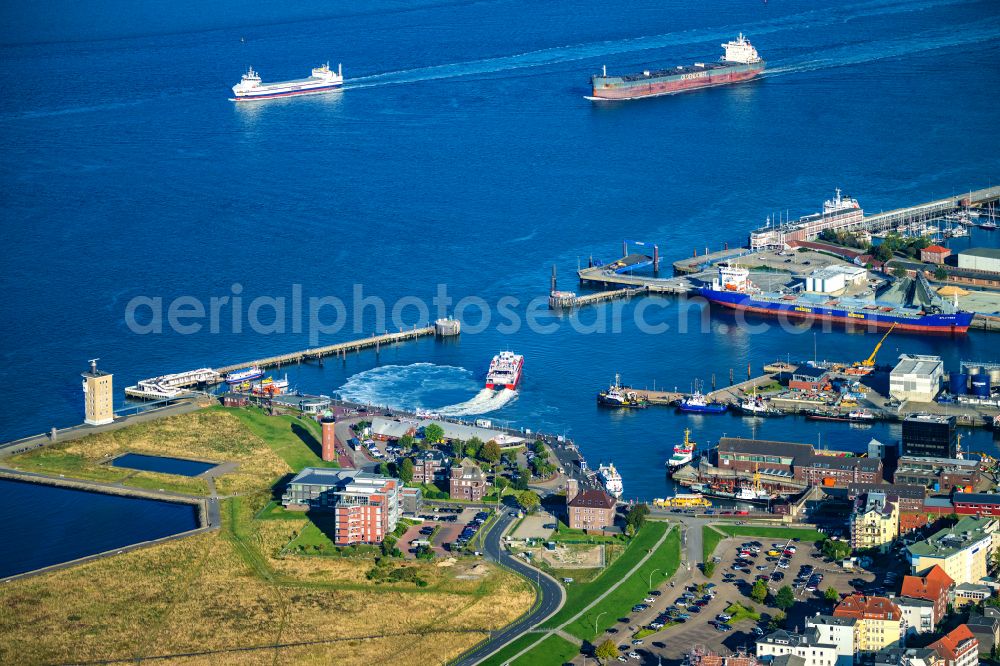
[437,388,519,417]
[336,363,518,416]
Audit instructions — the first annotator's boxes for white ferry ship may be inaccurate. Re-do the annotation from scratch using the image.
[224,366,264,384]
[597,463,623,498]
[231,63,343,101]
[485,351,523,390]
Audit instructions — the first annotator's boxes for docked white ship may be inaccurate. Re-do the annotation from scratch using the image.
[597,463,623,498]
[231,63,343,101]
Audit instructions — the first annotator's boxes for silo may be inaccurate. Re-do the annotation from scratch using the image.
[971,372,991,398]
[949,372,968,396]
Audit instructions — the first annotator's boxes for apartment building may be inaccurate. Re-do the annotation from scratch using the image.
[833,595,903,653]
[282,468,401,545]
[850,492,899,552]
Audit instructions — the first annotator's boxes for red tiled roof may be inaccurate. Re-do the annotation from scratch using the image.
[930,624,978,661]
[901,564,953,602]
[923,245,950,254]
[568,489,616,509]
[833,594,901,621]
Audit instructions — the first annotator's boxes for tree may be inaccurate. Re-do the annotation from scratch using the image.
[464,439,481,458]
[775,585,796,611]
[595,639,618,663]
[824,587,840,603]
[378,462,390,477]
[934,266,948,281]
[531,439,546,455]
[512,467,529,491]
[874,244,893,262]
[399,458,414,484]
[516,490,540,514]
[703,561,716,578]
[625,504,650,534]
[821,538,851,562]
[481,440,502,465]
[399,433,415,450]
[423,423,445,444]
[751,580,768,604]
[767,611,786,631]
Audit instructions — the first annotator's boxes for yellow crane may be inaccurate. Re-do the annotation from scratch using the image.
[846,323,896,375]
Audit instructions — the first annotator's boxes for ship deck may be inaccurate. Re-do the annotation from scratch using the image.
[618,60,731,82]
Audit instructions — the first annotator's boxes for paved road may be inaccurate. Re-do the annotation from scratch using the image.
[453,512,565,666]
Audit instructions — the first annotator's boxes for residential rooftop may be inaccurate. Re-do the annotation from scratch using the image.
[907,516,996,559]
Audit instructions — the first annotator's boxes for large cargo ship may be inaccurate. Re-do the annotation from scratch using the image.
[485,351,523,390]
[231,63,343,101]
[589,33,764,101]
[699,264,974,333]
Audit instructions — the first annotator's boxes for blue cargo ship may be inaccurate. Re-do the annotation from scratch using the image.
[699,264,973,333]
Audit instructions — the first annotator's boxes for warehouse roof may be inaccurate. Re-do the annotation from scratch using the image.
[959,247,1000,260]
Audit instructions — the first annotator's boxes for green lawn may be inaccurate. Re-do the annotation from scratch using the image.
[724,602,761,624]
[712,525,826,542]
[255,500,310,521]
[223,408,339,472]
[536,522,680,642]
[121,472,209,496]
[702,525,726,562]
[509,634,579,666]
[479,633,580,666]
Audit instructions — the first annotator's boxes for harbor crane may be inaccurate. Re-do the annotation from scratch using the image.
[845,323,896,375]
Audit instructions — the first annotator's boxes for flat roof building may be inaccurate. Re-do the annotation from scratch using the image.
[282,468,401,545]
[906,515,998,585]
[890,355,944,404]
[901,414,956,459]
[957,247,1000,273]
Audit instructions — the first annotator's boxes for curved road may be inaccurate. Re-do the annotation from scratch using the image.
[453,511,565,666]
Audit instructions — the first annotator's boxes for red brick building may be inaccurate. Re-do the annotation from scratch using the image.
[952,493,1000,517]
[412,450,447,484]
[567,489,616,531]
[900,565,954,626]
[450,458,488,501]
[921,245,952,265]
[929,624,979,666]
[717,438,883,488]
[281,468,401,546]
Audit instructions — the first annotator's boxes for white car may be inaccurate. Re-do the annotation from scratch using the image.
[629,652,640,660]
[643,597,655,603]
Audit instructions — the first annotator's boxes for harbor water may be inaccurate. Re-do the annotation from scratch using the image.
[2,0,1000,501]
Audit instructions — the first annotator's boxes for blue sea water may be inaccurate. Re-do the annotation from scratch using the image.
[111,453,217,476]
[0,478,199,578]
[2,0,999,502]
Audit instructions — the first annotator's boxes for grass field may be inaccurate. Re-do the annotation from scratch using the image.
[724,602,761,624]
[0,407,534,665]
[703,525,726,563]
[713,525,826,542]
[508,635,579,666]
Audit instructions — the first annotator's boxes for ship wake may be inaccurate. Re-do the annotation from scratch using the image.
[342,0,975,90]
[437,388,518,417]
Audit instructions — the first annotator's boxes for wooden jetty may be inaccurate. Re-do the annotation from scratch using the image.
[215,327,436,375]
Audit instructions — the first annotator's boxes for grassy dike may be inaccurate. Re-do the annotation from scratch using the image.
[0,407,534,665]
[481,522,681,666]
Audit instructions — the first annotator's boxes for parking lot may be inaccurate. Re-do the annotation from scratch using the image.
[580,532,879,665]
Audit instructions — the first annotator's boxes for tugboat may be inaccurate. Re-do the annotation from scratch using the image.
[737,387,784,417]
[677,385,728,414]
[597,374,648,408]
[667,428,697,473]
[597,463,623,498]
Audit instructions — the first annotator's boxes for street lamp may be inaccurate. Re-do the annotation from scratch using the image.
[594,611,607,637]
[648,568,661,590]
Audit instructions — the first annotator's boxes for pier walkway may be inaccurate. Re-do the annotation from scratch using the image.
[863,185,1000,232]
[215,326,435,374]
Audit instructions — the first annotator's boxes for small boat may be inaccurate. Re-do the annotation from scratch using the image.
[848,409,875,421]
[737,389,784,417]
[653,493,712,508]
[667,428,697,473]
[597,463,623,498]
[678,389,728,414]
[597,374,648,408]
[225,366,264,384]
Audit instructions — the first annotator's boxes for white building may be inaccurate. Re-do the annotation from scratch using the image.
[889,354,944,403]
[757,628,839,666]
[806,614,858,666]
[957,247,1000,273]
[895,596,936,636]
